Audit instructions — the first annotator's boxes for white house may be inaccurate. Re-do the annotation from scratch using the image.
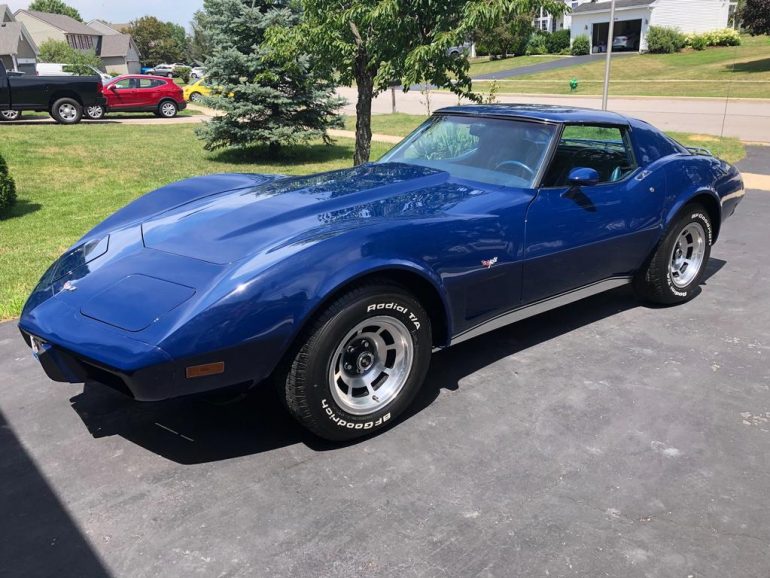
[569,0,732,53]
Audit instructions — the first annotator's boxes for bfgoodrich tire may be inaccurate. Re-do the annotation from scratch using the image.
[50,98,82,124]
[278,281,432,441]
[634,203,713,305]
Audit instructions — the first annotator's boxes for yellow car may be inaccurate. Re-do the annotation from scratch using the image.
[183,77,213,102]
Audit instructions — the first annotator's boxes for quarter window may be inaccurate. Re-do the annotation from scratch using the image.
[541,124,638,187]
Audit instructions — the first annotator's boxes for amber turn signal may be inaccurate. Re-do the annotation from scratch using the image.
[186,362,225,379]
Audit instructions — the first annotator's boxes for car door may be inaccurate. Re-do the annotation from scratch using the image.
[136,78,162,108]
[522,123,664,303]
[107,77,139,109]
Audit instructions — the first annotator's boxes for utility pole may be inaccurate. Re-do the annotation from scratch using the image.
[602,0,617,111]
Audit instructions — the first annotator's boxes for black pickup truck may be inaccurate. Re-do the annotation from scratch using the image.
[0,61,106,124]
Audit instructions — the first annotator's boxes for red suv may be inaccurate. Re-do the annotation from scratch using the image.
[85,75,186,120]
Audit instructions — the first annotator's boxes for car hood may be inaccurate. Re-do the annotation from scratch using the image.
[141,162,452,264]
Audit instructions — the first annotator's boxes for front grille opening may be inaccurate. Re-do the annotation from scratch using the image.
[81,362,134,398]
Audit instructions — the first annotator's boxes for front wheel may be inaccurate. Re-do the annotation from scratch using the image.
[278,281,432,441]
[50,98,82,124]
[634,204,713,304]
[189,92,203,103]
[0,110,21,121]
[85,105,105,120]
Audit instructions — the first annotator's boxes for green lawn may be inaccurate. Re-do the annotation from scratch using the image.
[0,124,390,319]
[344,113,429,137]
[481,35,770,98]
[468,55,564,77]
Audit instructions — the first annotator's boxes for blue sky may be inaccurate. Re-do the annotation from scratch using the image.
[7,0,205,27]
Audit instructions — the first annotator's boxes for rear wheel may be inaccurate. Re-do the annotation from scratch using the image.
[157,100,178,118]
[278,281,432,441]
[50,98,82,124]
[85,105,105,120]
[0,110,21,121]
[189,92,203,102]
[634,203,713,304]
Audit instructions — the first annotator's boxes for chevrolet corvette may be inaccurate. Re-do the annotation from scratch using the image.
[19,105,745,440]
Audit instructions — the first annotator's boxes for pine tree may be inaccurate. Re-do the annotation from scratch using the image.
[196,0,344,152]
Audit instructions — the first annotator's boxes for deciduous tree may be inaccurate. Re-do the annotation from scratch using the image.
[38,39,103,74]
[28,0,82,22]
[740,0,770,35]
[127,16,188,66]
[295,0,565,164]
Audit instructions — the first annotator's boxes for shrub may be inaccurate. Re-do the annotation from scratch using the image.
[689,33,708,50]
[646,26,686,53]
[571,34,590,56]
[174,66,192,84]
[0,153,17,217]
[526,32,549,55]
[546,29,571,54]
[474,14,532,58]
[704,28,742,46]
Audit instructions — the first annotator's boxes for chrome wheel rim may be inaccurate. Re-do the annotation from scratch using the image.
[190,93,201,102]
[161,102,176,117]
[59,103,77,121]
[1,110,19,120]
[669,222,706,288]
[87,106,103,119]
[329,316,413,416]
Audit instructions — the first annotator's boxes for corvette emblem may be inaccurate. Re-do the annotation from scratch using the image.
[62,281,77,292]
[481,257,498,269]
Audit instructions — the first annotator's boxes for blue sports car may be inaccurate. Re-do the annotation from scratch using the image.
[19,105,745,440]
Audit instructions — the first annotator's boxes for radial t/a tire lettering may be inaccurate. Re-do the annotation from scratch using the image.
[277,280,432,441]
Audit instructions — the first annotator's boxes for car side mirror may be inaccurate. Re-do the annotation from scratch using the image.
[567,167,600,188]
[109,84,118,91]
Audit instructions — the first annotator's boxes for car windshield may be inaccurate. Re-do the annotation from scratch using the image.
[379,115,557,188]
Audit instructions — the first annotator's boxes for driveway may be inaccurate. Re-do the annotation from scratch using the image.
[2,168,770,575]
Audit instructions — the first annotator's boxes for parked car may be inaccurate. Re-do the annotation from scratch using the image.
[85,75,186,119]
[0,60,105,124]
[145,64,174,77]
[19,105,745,441]
[36,62,112,83]
[190,66,206,80]
[182,76,212,102]
[447,42,472,57]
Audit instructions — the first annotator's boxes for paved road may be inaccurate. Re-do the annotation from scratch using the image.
[473,53,634,81]
[338,87,770,144]
[2,190,769,573]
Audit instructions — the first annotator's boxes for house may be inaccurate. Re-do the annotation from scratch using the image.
[534,0,593,33]
[15,9,101,54]
[0,4,38,73]
[569,0,732,53]
[87,20,141,74]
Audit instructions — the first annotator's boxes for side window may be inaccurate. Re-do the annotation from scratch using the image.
[139,78,154,89]
[113,79,132,89]
[150,79,166,88]
[542,125,638,187]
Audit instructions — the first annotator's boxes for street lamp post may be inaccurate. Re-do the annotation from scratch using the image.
[602,0,617,111]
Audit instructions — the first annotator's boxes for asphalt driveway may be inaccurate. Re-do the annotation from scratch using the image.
[2,188,769,577]
[472,53,634,81]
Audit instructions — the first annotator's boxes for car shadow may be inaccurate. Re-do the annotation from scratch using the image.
[70,259,726,464]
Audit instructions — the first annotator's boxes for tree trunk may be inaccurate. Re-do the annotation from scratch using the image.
[353,66,374,166]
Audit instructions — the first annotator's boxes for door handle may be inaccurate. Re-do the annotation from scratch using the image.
[635,170,652,181]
